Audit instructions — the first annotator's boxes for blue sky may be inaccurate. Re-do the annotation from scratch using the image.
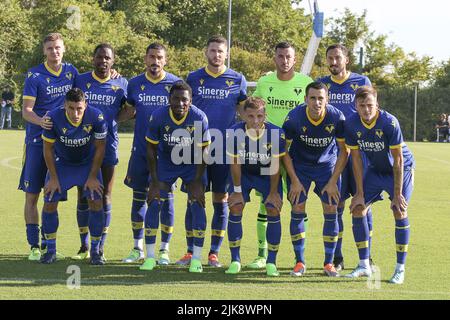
[298,0,450,63]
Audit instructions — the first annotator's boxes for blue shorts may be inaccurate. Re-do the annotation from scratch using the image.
[158,162,206,187]
[340,160,356,201]
[228,172,283,204]
[288,163,341,205]
[44,160,103,203]
[364,168,414,206]
[206,163,230,193]
[18,143,47,194]
[124,152,149,191]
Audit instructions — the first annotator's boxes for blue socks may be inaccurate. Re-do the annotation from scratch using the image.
[323,213,339,265]
[131,190,147,243]
[42,211,59,254]
[352,216,370,260]
[227,213,242,262]
[395,217,410,264]
[210,202,228,254]
[290,212,307,263]
[266,215,281,264]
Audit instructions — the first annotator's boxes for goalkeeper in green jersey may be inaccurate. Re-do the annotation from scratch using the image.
[247,42,313,269]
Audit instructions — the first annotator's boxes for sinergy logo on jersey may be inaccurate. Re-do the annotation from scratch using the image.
[197,87,231,100]
[299,135,334,148]
[357,140,385,152]
[138,93,169,105]
[85,91,117,105]
[47,84,73,98]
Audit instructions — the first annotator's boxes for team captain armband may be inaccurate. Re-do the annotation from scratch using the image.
[94,131,107,139]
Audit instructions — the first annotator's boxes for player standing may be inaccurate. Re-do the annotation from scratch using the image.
[249,42,313,269]
[122,43,180,264]
[176,36,247,267]
[40,88,107,265]
[344,86,414,284]
[72,43,128,261]
[317,44,373,271]
[282,82,348,277]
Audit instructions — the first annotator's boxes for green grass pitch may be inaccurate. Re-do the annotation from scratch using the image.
[0,130,449,300]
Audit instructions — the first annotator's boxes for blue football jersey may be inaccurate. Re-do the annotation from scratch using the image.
[74,71,127,153]
[42,106,107,166]
[345,110,415,174]
[145,105,210,168]
[282,104,345,167]
[23,62,78,144]
[187,67,247,133]
[226,122,286,176]
[127,71,180,156]
[317,72,371,119]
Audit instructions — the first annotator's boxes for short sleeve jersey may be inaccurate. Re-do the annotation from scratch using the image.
[74,71,128,151]
[187,67,247,133]
[42,106,107,166]
[345,110,415,174]
[283,104,345,167]
[226,121,286,176]
[23,62,78,144]
[127,72,180,156]
[317,72,371,119]
[253,71,313,127]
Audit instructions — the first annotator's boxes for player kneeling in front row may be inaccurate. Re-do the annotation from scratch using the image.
[40,88,107,265]
[225,97,302,277]
[345,86,415,284]
[139,81,210,273]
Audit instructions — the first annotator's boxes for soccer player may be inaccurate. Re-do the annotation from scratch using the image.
[249,42,313,269]
[282,81,348,277]
[122,43,180,263]
[344,86,414,284]
[19,33,78,261]
[72,43,128,261]
[177,35,247,267]
[317,44,372,271]
[225,97,300,276]
[140,81,210,273]
[40,88,107,265]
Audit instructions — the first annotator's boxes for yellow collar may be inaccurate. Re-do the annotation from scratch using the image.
[245,124,266,141]
[306,106,326,126]
[169,108,188,125]
[360,111,379,129]
[145,71,166,84]
[92,71,110,83]
[65,111,82,127]
[205,66,227,78]
[330,71,351,85]
[44,61,62,77]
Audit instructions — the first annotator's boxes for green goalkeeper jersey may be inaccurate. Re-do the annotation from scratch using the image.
[252,71,313,127]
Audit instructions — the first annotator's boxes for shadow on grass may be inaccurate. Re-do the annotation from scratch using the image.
[0,254,361,288]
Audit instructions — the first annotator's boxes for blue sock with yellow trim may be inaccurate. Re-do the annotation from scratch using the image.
[352,216,370,261]
[366,208,373,252]
[210,202,228,255]
[77,201,90,248]
[42,211,59,254]
[100,203,111,251]
[290,212,306,263]
[89,209,104,255]
[26,224,40,249]
[131,190,147,244]
[227,213,242,262]
[335,207,345,258]
[395,217,410,264]
[323,213,339,265]
[185,205,193,253]
[190,201,207,249]
[266,215,281,264]
[160,191,174,246]
[144,199,160,246]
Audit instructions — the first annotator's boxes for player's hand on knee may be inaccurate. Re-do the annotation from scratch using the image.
[321,181,340,206]
[265,192,282,211]
[228,192,244,209]
[84,177,103,200]
[188,180,206,208]
[350,194,365,215]
[391,194,408,216]
[288,178,304,206]
[44,177,61,202]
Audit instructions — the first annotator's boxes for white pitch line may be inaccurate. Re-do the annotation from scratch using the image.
[419,155,450,166]
[0,157,21,170]
[0,277,449,297]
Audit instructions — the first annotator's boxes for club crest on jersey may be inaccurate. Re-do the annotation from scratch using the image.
[350,84,360,91]
[24,181,29,189]
[186,126,195,133]
[111,85,119,92]
[294,87,303,96]
[357,131,362,138]
[140,84,145,91]
[62,128,67,135]
[325,83,331,89]
[199,79,204,85]
[165,125,170,132]
[225,80,234,87]
[86,83,91,89]
[46,77,51,83]
[66,72,73,80]
[302,126,307,132]
[375,129,384,139]
[263,143,272,150]
[165,85,172,93]
[83,125,92,133]
[325,124,335,133]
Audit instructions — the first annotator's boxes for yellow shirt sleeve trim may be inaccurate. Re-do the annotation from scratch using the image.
[23,95,36,101]
[196,141,211,147]
[42,135,55,143]
[272,152,286,158]
[226,151,239,158]
[336,138,345,142]
[389,144,402,149]
[145,136,159,144]
[345,144,359,150]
